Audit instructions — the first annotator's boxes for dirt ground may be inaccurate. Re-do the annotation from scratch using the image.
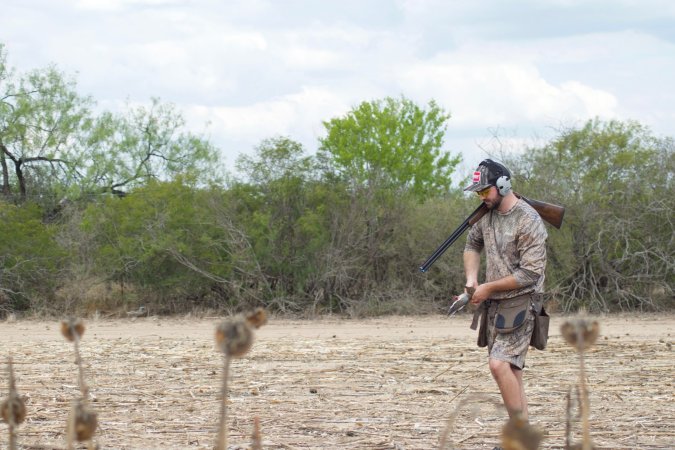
[0,313,673,449]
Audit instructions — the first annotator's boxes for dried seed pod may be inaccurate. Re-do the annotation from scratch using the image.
[561,319,600,351]
[560,321,576,347]
[61,319,86,342]
[0,396,26,425]
[215,318,254,357]
[70,400,97,442]
[501,412,544,450]
[245,308,268,329]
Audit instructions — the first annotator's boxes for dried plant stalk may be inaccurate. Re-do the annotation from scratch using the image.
[438,393,500,449]
[565,386,573,449]
[1,357,26,450]
[61,319,97,449]
[215,354,232,450]
[578,333,591,449]
[561,318,599,450]
[251,416,262,450]
[438,399,464,449]
[61,318,90,398]
[215,310,267,450]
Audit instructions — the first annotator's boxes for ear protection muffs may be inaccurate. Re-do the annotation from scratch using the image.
[479,158,512,196]
[495,175,512,196]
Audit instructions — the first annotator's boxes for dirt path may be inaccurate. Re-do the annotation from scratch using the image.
[1,313,673,449]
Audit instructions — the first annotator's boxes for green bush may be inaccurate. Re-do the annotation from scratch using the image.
[0,201,65,313]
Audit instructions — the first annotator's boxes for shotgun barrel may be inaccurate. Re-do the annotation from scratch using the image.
[419,203,488,273]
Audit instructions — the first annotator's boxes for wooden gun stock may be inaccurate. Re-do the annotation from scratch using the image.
[515,192,565,229]
[419,193,565,272]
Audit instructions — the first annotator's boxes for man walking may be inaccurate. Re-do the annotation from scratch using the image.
[462,159,548,425]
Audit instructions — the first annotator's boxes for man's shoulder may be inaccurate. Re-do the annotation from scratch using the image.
[515,198,543,222]
[514,200,548,240]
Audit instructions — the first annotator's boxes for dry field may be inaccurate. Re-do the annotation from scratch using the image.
[1,313,673,449]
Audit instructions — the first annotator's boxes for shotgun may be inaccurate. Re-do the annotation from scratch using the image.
[418,193,565,273]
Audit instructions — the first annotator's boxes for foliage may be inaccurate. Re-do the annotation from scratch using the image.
[318,96,460,199]
[313,97,464,313]
[1,45,220,210]
[233,137,332,311]
[405,193,479,299]
[2,43,673,315]
[0,200,65,313]
[76,98,221,197]
[80,180,233,312]
[506,119,674,311]
[0,45,93,207]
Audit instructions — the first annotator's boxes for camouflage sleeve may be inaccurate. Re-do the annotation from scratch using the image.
[512,213,548,287]
[464,218,484,254]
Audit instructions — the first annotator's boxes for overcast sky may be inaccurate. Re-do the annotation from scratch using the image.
[2,0,674,180]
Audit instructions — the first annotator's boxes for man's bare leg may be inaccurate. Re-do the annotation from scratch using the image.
[513,366,528,420]
[489,358,528,420]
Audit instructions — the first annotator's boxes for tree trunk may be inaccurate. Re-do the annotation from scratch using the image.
[14,160,26,198]
[1,143,11,196]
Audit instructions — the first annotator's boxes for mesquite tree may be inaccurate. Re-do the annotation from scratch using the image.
[0,44,92,204]
[506,119,674,312]
[1,45,220,206]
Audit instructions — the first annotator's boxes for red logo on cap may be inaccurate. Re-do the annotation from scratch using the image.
[472,171,481,183]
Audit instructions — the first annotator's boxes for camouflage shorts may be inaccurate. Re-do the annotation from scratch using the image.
[486,300,535,369]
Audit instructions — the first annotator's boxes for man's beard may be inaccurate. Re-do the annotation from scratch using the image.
[486,195,503,210]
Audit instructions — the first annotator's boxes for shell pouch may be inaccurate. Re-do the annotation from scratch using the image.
[495,295,530,333]
[530,299,550,350]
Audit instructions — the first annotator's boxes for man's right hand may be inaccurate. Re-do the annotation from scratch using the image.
[470,283,491,305]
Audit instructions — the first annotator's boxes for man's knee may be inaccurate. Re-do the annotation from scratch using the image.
[489,358,511,378]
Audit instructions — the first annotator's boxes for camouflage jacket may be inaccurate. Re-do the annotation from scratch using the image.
[464,199,548,299]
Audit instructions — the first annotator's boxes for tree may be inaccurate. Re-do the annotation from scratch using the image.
[316,97,461,297]
[0,44,93,203]
[233,137,325,309]
[506,119,674,311]
[1,45,221,207]
[76,98,221,197]
[318,96,460,198]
